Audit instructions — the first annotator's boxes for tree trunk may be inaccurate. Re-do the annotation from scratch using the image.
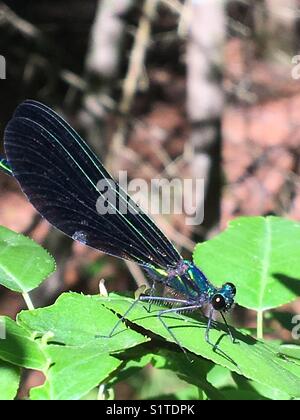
[186,0,226,234]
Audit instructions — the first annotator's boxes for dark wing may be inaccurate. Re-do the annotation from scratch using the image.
[4,100,182,269]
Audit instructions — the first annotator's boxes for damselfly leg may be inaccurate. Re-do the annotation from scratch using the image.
[205,308,240,369]
[220,312,236,344]
[96,297,142,339]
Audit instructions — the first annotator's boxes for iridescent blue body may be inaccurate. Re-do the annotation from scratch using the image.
[147,259,236,312]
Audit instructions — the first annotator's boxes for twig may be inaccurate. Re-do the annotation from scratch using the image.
[0,2,41,39]
[0,2,117,115]
[108,0,159,169]
[119,0,158,116]
[60,70,88,92]
[155,216,197,252]
[160,0,183,15]
[125,261,150,288]
[22,214,42,237]
[178,0,193,38]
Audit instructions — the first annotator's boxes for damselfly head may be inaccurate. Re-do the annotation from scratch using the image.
[223,282,236,297]
[211,282,236,312]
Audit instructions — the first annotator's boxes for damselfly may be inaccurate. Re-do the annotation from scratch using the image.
[2,100,237,358]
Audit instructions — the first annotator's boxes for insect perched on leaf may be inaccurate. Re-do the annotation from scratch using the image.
[2,100,237,360]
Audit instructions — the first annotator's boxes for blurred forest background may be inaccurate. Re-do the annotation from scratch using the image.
[0,0,300,399]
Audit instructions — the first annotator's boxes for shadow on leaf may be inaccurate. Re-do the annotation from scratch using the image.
[274,273,300,296]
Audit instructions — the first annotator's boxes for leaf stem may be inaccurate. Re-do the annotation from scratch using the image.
[257,310,264,340]
[97,384,105,400]
[22,292,35,310]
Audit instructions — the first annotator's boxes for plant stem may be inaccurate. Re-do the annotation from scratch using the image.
[257,310,264,340]
[97,384,105,400]
[22,292,35,310]
[107,0,159,169]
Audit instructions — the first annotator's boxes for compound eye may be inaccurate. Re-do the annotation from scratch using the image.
[225,282,236,296]
[212,294,226,311]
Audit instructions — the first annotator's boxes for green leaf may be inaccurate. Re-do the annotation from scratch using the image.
[29,344,122,400]
[279,344,300,361]
[278,356,300,384]
[17,293,148,400]
[207,364,234,389]
[101,294,300,398]
[0,316,47,370]
[110,346,222,400]
[0,360,20,400]
[137,363,199,400]
[173,387,204,400]
[18,292,147,348]
[209,364,290,400]
[0,226,55,293]
[193,216,300,310]
[232,372,290,400]
[221,388,269,400]
[149,350,222,400]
